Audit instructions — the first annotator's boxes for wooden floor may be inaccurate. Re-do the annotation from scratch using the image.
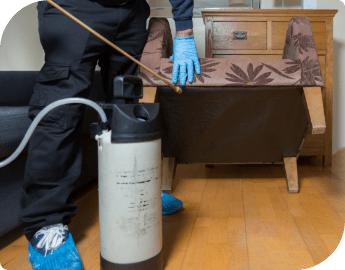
[0,152,345,270]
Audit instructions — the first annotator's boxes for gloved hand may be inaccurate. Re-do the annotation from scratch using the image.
[169,36,201,86]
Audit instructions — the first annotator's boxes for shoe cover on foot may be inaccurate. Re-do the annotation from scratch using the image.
[28,224,83,270]
[162,193,183,215]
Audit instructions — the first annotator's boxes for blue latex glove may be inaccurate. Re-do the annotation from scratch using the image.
[169,36,201,86]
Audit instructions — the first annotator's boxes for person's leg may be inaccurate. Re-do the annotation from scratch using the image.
[19,0,125,243]
[98,0,150,104]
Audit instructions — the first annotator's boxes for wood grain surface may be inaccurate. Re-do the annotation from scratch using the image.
[2,153,344,270]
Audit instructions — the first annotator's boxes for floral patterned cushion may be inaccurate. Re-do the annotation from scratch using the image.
[139,18,173,83]
[138,17,324,87]
[282,17,324,86]
[145,58,315,86]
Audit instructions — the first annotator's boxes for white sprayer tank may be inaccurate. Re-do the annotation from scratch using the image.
[91,75,163,270]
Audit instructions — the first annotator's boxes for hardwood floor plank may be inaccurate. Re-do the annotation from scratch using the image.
[180,226,209,270]
[241,165,315,270]
[338,213,345,223]
[1,245,28,267]
[162,202,200,270]
[163,164,207,270]
[2,245,32,270]
[272,160,344,264]
[172,164,207,204]
[198,165,241,218]
[277,170,344,266]
[208,217,229,244]
[203,243,228,270]
[319,232,345,255]
[227,217,250,270]
[197,179,218,216]
[183,164,249,270]
[304,166,345,218]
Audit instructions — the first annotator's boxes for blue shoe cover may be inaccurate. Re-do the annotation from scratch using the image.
[28,224,83,270]
[162,193,183,215]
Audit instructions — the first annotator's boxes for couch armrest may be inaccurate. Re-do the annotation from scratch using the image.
[138,18,173,85]
[282,17,324,86]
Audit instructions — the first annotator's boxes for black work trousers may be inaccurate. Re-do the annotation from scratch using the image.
[19,0,150,241]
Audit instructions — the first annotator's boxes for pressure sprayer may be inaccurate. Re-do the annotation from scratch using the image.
[0,74,163,270]
[90,75,163,270]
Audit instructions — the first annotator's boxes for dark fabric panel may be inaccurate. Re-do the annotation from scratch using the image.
[0,71,39,106]
[0,71,105,106]
[0,152,27,236]
[0,71,104,158]
[0,107,32,159]
[158,86,309,163]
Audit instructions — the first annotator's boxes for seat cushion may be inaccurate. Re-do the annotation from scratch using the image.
[140,58,324,87]
[0,107,32,159]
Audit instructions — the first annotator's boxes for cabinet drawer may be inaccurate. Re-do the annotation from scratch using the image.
[213,22,267,50]
[272,21,326,51]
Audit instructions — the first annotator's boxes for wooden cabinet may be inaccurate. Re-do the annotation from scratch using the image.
[201,9,338,167]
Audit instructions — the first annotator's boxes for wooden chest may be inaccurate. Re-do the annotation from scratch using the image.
[201,9,338,167]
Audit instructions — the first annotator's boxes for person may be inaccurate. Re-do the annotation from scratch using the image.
[19,0,201,269]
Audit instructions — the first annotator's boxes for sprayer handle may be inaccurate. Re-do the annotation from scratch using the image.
[113,75,143,100]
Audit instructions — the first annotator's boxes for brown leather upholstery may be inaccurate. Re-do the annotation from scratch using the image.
[157,86,309,163]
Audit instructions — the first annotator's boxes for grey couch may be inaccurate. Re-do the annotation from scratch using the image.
[0,70,106,236]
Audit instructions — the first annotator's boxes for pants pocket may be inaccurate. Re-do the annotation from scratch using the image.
[28,62,73,130]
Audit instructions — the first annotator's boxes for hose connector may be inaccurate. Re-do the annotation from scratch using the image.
[101,121,110,131]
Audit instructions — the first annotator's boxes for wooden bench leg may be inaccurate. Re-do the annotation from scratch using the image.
[283,157,299,193]
[161,156,178,194]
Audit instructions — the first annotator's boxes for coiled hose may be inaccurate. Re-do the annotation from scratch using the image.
[0,98,108,168]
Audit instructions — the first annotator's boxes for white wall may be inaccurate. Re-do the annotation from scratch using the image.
[0,0,344,154]
[0,3,43,70]
[317,0,345,156]
[261,0,302,9]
